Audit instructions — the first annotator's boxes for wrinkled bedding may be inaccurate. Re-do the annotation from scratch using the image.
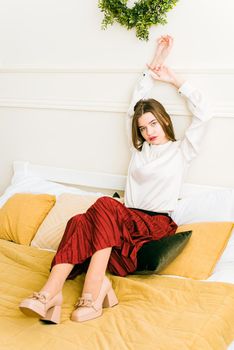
[1,239,234,350]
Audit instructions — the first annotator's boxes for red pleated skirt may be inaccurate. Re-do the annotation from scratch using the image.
[51,196,177,278]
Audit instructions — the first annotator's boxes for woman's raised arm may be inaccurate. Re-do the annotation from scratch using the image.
[148,35,174,69]
[148,64,212,162]
[126,36,173,150]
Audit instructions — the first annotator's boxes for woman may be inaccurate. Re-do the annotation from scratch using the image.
[19,36,211,323]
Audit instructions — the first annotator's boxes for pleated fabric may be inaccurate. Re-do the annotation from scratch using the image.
[51,196,177,278]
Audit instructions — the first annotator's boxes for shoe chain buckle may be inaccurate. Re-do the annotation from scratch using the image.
[75,296,94,308]
[30,292,48,304]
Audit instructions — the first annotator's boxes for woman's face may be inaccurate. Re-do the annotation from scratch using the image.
[138,112,169,145]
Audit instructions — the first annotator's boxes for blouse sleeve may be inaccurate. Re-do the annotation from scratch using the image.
[126,70,155,150]
[178,81,213,162]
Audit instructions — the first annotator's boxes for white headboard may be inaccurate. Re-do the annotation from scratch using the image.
[13,161,126,191]
[13,161,232,196]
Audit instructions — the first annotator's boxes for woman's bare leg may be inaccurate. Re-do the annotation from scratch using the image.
[37,247,112,301]
[81,247,112,300]
[39,263,74,298]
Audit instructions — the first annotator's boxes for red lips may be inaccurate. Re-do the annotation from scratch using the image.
[149,136,157,141]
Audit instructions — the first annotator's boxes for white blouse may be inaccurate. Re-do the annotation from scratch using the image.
[124,70,212,213]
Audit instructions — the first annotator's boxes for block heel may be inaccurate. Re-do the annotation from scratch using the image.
[41,305,61,324]
[19,291,63,324]
[103,288,118,308]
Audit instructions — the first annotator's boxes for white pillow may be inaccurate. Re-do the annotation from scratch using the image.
[179,182,230,198]
[172,188,234,226]
[0,173,104,208]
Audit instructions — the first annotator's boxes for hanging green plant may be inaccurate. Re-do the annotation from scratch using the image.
[98,0,179,41]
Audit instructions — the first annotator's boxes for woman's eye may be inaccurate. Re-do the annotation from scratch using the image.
[151,121,158,126]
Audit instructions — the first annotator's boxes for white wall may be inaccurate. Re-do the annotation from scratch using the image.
[0,0,234,194]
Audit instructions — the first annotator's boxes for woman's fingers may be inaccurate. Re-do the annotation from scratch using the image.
[168,36,173,46]
[148,69,161,80]
[147,59,175,84]
[157,35,169,44]
[147,64,162,78]
[159,35,173,45]
[147,63,160,71]
[146,63,153,70]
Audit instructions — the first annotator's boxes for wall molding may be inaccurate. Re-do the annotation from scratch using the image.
[0,98,233,118]
[0,67,233,118]
[0,67,234,75]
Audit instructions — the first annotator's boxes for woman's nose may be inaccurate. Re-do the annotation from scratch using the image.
[146,126,153,136]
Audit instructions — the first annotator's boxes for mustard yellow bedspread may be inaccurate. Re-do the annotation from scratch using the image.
[1,238,234,350]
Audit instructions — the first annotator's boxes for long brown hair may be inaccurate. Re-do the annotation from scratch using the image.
[132,98,176,151]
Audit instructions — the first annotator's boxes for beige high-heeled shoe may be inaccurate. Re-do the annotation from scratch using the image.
[71,276,118,322]
[19,291,63,324]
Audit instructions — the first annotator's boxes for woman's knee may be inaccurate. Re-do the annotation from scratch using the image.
[95,196,120,210]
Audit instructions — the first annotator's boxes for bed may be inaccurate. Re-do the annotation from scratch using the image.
[0,161,234,350]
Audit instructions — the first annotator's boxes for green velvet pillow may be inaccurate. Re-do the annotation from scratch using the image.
[135,231,192,274]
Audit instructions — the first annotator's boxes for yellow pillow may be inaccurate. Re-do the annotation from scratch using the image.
[159,222,234,279]
[0,193,56,245]
[31,193,102,251]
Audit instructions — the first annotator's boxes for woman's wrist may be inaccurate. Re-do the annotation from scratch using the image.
[150,54,164,66]
[170,75,185,89]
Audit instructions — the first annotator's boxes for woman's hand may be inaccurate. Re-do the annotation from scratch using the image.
[148,65,185,89]
[148,35,173,69]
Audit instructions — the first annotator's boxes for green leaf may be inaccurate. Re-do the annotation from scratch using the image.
[98,0,179,41]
